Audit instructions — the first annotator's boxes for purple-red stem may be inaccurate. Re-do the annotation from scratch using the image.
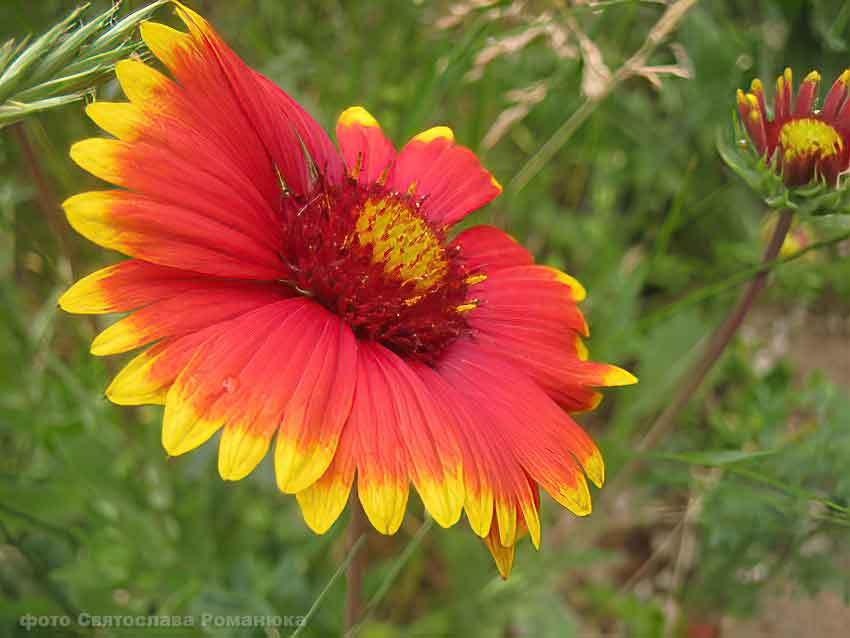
[344,489,368,633]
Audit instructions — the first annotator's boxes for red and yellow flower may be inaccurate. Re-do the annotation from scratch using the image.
[60,2,635,577]
[737,67,850,187]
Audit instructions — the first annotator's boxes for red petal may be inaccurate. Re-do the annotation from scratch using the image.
[774,68,793,121]
[463,264,635,411]
[90,280,290,355]
[451,225,534,273]
[335,107,396,185]
[82,56,286,243]
[414,364,536,545]
[389,128,501,227]
[438,343,602,517]
[469,265,588,337]
[63,189,284,279]
[368,346,464,528]
[822,70,849,119]
[483,478,540,579]
[166,4,344,194]
[162,299,357,488]
[106,328,219,406]
[337,343,465,534]
[59,259,229,314]
[795,71,820,116]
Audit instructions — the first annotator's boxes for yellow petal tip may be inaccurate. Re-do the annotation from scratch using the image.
[604,366,638,386]
[548,267,586,301]
[412,126,454,144]
[338,106,379,128]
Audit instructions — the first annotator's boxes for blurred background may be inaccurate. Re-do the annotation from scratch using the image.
[1,1,850,636]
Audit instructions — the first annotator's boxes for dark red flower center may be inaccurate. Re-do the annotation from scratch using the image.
[278,179,474,364]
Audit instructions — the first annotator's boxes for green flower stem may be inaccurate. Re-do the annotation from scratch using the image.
[290,532,366,638]
[611,208,794,493]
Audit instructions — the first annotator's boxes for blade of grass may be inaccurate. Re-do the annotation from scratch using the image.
[346,516,434,638]
[290,533,367,638]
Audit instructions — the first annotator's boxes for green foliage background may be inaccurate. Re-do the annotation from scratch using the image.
[1,1,850,637]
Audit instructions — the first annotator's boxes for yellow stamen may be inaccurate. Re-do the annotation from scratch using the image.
[779,118,843,160]
[354,198,448,291]
[465,274,487,285]
[455,302,478,313]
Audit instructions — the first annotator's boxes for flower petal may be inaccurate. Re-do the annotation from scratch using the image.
[416,363,538,547]
[439,343,601,517]
[295,429,357,534]
[483,516,517,579]
[389,127,501,227]
[483,480,540,579]
[468,264,588,336]
[368,347,464,528]
[795,70,820,116]
[158,2,344,194]
[458,257,637,412]
[822,69,850,119]
[301,341,468,535]
[452,225,534,274]
[336,106,396,185]
[162,299,357,488]
[62,189,284,279]
[89,281,289,356]
[349,348,410,534]
[106,329,216,406]
[273,306,358,493]
[60,259,260,315]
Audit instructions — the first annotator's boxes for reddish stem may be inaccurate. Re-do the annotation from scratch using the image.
[345,489,368,633]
